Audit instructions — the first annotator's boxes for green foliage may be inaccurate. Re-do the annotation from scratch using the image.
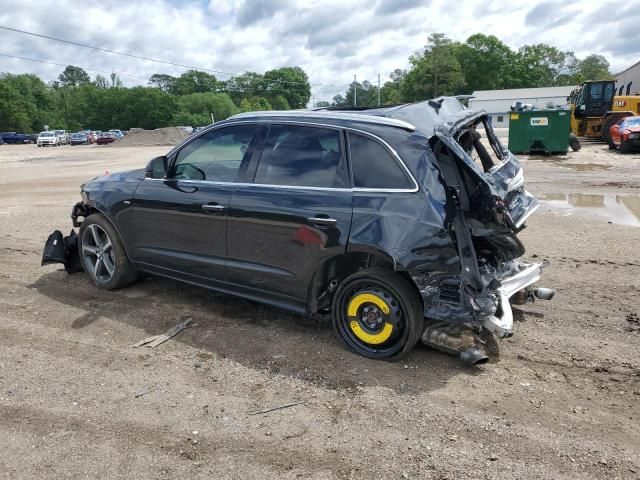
[94,74,109,89]
[0,41,615,133]
[577,54,612,82]
[0,64,312,132]
[401,33,465,101]
[223,72,267,105]
[454,34,515,91]
[0,73,60,132]
[148,73,176,92]
[170,70,217,95]
[174,92,238,125]
[239,96,272,111]
[263,67,311,109]
[270,95,291,110]
[332,33,614,104]
[58,65,91,87]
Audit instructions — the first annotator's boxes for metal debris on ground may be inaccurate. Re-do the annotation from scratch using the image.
[133,318,193,348]
[248,401,305,416]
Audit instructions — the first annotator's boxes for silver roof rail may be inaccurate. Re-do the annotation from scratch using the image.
[229,110,416,132]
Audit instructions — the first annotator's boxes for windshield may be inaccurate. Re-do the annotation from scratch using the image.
[622,118,640,128]
[40,132,54,137]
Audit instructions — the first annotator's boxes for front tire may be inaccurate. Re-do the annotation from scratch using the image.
[620,139,631,154]
[332,268,424,360]
[569,133,581,152]
[79,213,137,290]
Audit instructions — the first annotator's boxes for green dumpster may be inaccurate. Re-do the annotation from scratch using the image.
[508,109,571,154]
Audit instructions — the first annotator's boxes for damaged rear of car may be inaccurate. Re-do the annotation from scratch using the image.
[359,98,554,362]
[43,97,553,364]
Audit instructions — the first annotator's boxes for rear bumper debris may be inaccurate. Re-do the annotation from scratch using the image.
[415,261,555,363]
[483,262,545,338]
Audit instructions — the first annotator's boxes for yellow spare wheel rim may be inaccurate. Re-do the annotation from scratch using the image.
[347,293,394,345]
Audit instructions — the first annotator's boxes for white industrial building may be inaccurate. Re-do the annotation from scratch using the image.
[615,61,640,96]
[468,86,574,127]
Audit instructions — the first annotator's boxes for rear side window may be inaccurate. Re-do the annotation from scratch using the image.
[348,133,414,189]
[254,125,348,188]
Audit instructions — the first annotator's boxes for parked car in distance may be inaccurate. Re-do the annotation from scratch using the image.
[37,131,60,147]
[87,131,97,144]
[54,130,68,145]
[96,132,116,145]
[70,132,89,145]
[609,116,640,153]
[0,132,33,144]
[44,99,554,363]
[108,129,123,139]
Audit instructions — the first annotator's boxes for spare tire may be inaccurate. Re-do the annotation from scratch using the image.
[569,133,581,152]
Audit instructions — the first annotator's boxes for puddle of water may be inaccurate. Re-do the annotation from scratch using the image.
[539,193,640,226]
[542,160,611,171]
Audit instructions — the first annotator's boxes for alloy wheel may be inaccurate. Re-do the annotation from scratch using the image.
[82,224,116,283]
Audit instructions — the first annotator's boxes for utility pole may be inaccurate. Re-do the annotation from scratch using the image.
[353,75,357,106]
[377,73,381,106]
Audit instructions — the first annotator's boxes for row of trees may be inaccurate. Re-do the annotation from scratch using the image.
[0,66,311,133]
[332,33,613,107]
[0,32,614,132]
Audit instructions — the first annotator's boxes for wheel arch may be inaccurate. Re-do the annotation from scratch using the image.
[306,249,423,314]
[75,202,132,260]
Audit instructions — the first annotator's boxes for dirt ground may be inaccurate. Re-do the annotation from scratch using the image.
[1,140,639,480]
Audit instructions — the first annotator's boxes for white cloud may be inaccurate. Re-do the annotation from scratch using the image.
[0,0,637,103]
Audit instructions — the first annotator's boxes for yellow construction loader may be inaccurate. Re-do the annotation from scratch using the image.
[568,80,640,143]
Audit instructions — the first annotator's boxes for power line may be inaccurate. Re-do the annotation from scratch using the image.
[0,25,370,103]
[0,25,319,89]
[0,52,148,80]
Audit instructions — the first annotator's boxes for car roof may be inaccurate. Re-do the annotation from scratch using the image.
[229,110,416,132]
[228,97,483,138]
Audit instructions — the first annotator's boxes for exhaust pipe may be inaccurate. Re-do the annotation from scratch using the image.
[421,322,489,366]
[511,286,556,304]
[460,347,489,366]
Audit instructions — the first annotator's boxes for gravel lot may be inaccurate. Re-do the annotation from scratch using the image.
[1,141,639,479]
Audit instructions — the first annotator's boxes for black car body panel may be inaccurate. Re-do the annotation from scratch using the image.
[53,97,550,343]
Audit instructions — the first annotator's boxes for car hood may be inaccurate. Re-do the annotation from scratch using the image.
[83,168,145,189]
[623,126,640,133]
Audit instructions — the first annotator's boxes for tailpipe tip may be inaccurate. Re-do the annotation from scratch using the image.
[459,348,489,366]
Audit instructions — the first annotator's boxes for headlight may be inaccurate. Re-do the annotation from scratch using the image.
[629,133,639,139]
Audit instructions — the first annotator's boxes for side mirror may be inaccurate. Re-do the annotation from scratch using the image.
[145,156,167,178]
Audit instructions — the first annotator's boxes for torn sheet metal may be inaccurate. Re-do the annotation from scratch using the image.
[41,229,82,273]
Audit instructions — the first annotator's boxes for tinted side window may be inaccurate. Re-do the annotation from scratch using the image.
[349,133,413,189]
[254,125,347,188]
[171,125,259,182]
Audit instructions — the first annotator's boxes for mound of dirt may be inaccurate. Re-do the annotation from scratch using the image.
[112,127,188,147]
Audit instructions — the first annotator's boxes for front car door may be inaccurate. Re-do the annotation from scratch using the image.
[131,124,263,285]
[227,123,353,311]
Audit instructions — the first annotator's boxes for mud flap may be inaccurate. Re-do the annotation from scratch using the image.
[41,230,83,273]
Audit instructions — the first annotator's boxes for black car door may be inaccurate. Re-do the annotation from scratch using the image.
[131,124,263,285]
[226,123,353,311]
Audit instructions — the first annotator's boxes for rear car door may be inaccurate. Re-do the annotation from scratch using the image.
[131,124,263,284]
[227,123,352,310]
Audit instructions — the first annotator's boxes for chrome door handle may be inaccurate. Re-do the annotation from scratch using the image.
[307,216,337,226]
[202,204,225,212]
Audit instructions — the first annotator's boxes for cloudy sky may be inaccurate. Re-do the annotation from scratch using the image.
[0,0,638,103]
